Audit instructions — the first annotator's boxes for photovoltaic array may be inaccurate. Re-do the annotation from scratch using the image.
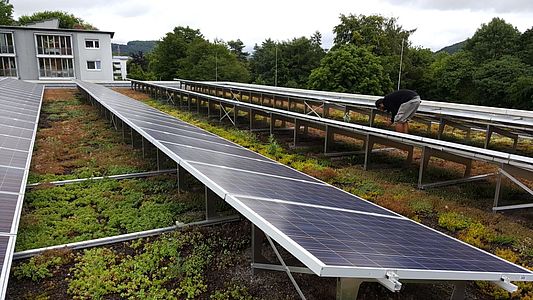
[0,78,43,298]
[76,80,533,285]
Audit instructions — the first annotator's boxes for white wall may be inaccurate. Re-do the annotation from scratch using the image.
[74,32,113,81]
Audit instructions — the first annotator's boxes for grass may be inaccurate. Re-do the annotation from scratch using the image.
[29,89,152,183]
[16,176,204,251]
[13,224,256,300]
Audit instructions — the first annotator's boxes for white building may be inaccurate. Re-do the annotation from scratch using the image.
[112,56,129,80]
[0,19,115,81]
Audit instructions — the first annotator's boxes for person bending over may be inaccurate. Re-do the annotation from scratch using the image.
[375,89,421,134]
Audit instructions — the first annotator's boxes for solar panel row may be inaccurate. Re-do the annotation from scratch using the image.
[76,81,533,285]
[0,78,43,299]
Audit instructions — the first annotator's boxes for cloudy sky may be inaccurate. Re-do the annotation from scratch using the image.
[10,0,533,51]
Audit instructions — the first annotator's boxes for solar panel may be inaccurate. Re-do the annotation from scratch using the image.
[162,143,321,183]
[233,196,528,274]
[76,80,533,288]
[142,127,242,149]
[188,161,396,216]
[0,78,43,299]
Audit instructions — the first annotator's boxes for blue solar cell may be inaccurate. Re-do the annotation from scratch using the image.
[0,160,25,194]
[162,142,320,183]
[0,125,33,139]
[0,148,28,169]
[0,108,37,122]
[0,116,35,130]
[236,196,529,274]
[0,134,31,151]
[0,194,18,232]
[189,162,396,216]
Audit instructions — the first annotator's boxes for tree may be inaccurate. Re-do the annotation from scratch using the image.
[18,11,96,29]
[249,39,280,86]
[464,17,520,62]
[473,55,533,108]
[308,45,392,95]
[249,34,325,88]
[424,51,478,103]
[518,27,533,66]
[0,0,13,25]
[285,36,325,87]
[227,39,249,62]
[176,39,250,82]
[399,47,435,94]
[149,26,204,80]
[127,51,155,80]
[332,14,414,57]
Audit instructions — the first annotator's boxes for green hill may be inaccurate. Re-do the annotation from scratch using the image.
[437,40,467,54]
[112,40,157,56]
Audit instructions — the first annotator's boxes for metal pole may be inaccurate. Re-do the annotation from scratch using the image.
[275,43,278,87]
[215,38,218,82]
[397,38,405,90]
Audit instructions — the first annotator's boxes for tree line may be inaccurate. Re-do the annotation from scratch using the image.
[129,15,532,109]
[0,0,531,109]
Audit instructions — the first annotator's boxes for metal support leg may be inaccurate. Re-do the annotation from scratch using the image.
[156,148,160,171]
[363,135,373,171]
[324,125,334,154]
[130,128,134,148]
[418,147,486,189]
[270,113,275,135]
[369,109,376,127]
[450,282,466,300]
[293,119,300,147]
[177,164,187,192]
[493,170,502,208]
[251,224,268,275]
[336,278,363,300]
[141,136,145,158]
[249,109,254,130]
[265,235,307,300]
[438,118,446,139]
[205,186,218,220]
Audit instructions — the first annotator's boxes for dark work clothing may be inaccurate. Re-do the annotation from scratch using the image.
[381,89,419,123]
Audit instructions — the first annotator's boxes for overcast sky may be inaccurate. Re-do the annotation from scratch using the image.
[10,0,533,51]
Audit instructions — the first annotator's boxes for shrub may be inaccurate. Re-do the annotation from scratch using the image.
[438,212,472,232]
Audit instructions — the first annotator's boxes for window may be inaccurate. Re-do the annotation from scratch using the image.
[0,57,16,77]
[38,58,74,78]
[36,34,72,56]
[87,60,101,70]
[85,39,100,49]
[35,34,74,78]
[0,33,14,54]
[0,33,16,77]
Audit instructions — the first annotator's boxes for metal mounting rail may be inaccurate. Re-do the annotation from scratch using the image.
[13,215,241,260]
[173,79,533,152]
[26,169,177,188]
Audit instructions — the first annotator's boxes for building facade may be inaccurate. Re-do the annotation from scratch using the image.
[0,19,115,81]
[112,56,129,80]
